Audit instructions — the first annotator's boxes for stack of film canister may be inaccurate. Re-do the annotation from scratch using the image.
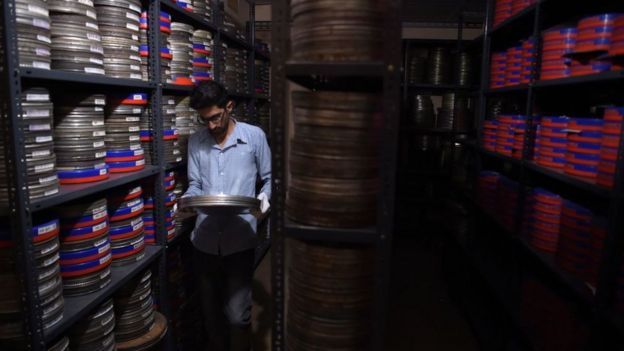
[495,114,528,159]
[411,94,435,128]
[482,120,498,152]
[511,0,534,16]
[175,0,193,12]
[255,59,270,96]
[477,172,499,220]
[407,53,426,84]
[493,0,512,27]
[170,22,194,86]
[140,96,181,165]
[68,299,117,351]
[142,173,176,244]
[436,93,455,130]
[105,93,147,173]
[113,269,165,347]
[287,240,375,351]
[192,29,214,83]
[505,44,523,86]
[218,42,226,86]
[540,27,576,80]
[192,0,212,21]
[493,0,536,26]
[0,88,60,204]
[165,128,182,164]
[139,102,155,165]
[159,12,173,83]
[568,14,618,77]
[607,16,624,63]
[489,38,535,88]
[222,14,237,38]
[0,217,63,349]
[94,0,142,80]
[565,118,603,180]
[164,171,177,242]
[496,175,520,231]
[139,10,172,82]
[142,184,156,245]
[427,47,451,85]
[534,116,569,170]
[49,0,106,75]
[287,91,379,228]
[139,11,148,81]
[173,172,194,237]
[490,51,506,88]
[556,201,604,285]
[175,96,197,161]
[526,188,563,253]
[521,38,536,83]
[107,186,146,266]
[224,45,249,94]
[54,94,110,184]
[290,0,382,61]
[455,52,473,86]
[597,106,623,187]
[58,198,112,296]
[574,14,618,54]
[16,0,52,70]
[223,13,247,42]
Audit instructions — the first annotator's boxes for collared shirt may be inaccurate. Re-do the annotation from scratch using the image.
[183,121,271,255]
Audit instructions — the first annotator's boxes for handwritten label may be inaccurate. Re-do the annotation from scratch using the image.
[85,67,105,75]
[36,35,51,43]
[26,93,48,101]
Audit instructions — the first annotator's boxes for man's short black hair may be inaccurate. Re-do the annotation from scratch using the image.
[190,81,229,110]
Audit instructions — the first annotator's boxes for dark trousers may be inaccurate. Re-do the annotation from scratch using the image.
[194,248,255,351]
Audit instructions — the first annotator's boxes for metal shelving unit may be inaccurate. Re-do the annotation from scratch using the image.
[44,245,164,343]
[399,20,482,211]
[460,0,624,347]
[270,1,401,350]
[29,166,161,212]
[19,67,156,88]
[0,0,269,350]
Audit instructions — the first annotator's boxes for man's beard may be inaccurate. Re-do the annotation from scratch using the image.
[209,125,227,137]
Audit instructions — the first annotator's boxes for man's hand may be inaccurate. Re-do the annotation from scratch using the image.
[252,192,270,219]
[178,195,196,214]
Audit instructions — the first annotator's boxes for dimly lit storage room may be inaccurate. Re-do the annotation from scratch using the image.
[2,0,624,350]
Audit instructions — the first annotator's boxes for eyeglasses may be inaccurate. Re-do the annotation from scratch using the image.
[198,110,225,125]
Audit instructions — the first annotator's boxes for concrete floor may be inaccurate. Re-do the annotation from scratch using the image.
[250,234,478,351]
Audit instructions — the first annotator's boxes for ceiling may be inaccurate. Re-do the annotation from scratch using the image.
[402,0,486,24]
[253,0,487,24]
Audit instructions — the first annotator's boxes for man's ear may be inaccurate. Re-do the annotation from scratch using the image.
[226,100,234,112]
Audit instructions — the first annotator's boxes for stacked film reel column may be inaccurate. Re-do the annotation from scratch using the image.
[271,0,401,350]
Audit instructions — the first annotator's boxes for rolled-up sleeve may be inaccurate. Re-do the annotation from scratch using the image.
[255,130,272,198]
[184,134,203,197]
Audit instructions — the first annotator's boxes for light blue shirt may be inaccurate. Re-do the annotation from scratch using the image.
[184,121,271,255]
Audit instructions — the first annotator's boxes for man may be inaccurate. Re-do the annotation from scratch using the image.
[183,81,271,351]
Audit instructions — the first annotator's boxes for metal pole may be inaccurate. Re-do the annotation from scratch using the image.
[373,0,402,350]
[149,2,174,350]
[270,0,287,349]
[0,0,44,349]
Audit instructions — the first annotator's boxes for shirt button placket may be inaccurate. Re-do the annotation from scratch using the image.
[218,151,225,193]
